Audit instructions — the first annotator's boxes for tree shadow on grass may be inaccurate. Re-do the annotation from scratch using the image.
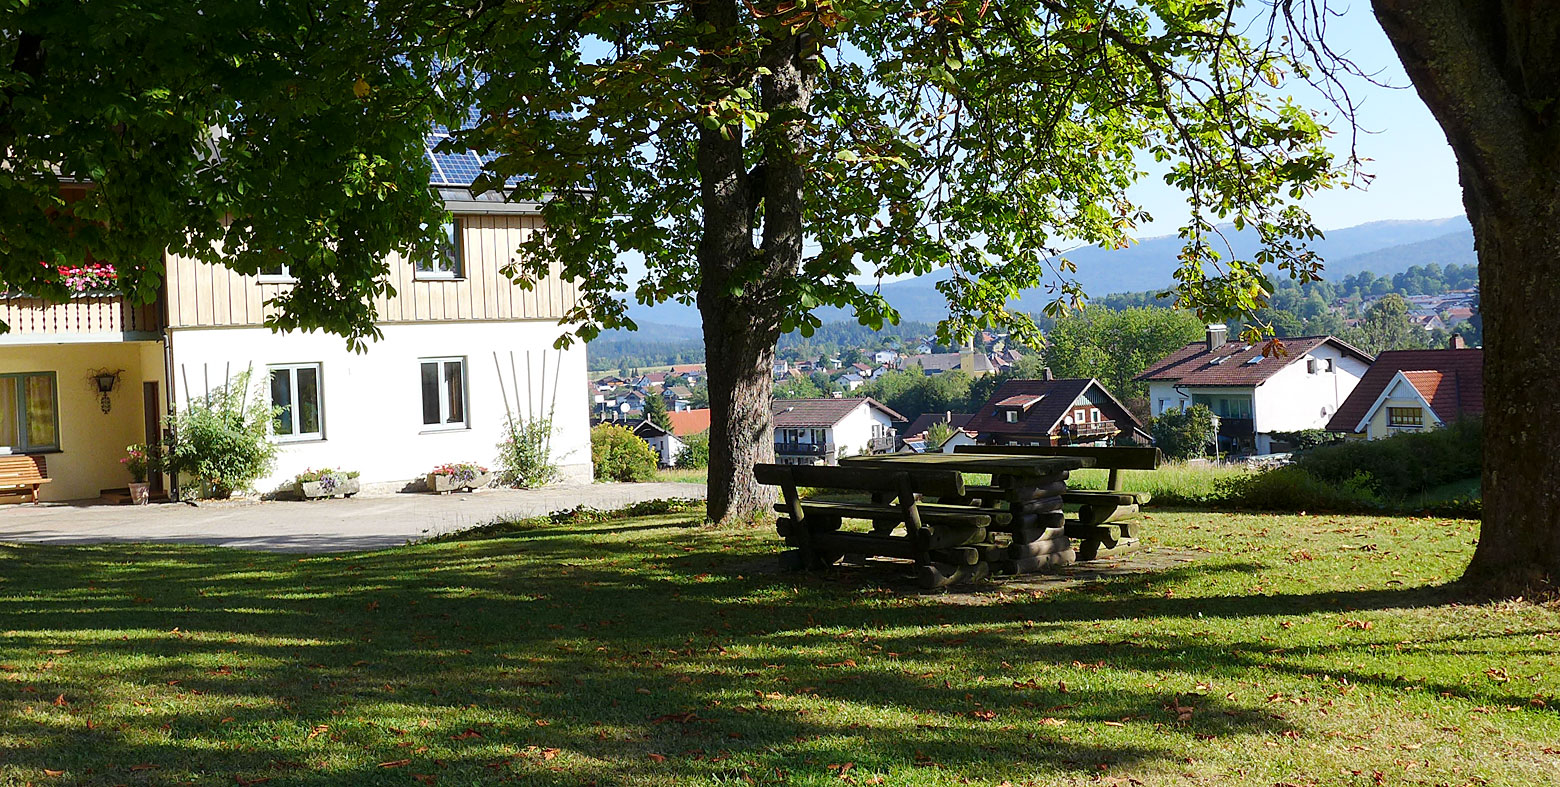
[0,521,1546,785]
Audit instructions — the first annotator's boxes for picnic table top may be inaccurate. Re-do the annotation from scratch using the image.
[839,452,1092,477]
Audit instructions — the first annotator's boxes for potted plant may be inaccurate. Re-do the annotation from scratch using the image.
[295,468,361,500]
[120,443,161,505]
[427,462,491,494]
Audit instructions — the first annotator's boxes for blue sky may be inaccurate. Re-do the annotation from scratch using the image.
[1131,3,1463,235]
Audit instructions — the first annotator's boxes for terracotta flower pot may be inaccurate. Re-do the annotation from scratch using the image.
[127,482,150,506]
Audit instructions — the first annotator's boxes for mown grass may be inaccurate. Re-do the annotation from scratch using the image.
[2,506,1557,786]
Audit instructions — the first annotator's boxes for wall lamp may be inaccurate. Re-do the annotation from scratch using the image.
[89,368,123,414]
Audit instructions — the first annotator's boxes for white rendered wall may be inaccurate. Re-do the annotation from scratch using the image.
[1148,382,1189,416]
[830,402,894,458]
[167,320,593,495]
[1252,346,1368,435]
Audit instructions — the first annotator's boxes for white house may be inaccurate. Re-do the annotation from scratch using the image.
[633,421,685,467]
[1,181,591,501]
[1136,325,1372,454]
[837,372,866,391]
[772,397,902,465]
[873,349,900,365]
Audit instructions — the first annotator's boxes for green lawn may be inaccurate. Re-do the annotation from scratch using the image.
[3,507,1557,786]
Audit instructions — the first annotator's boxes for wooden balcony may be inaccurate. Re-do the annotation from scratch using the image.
[776,441,831,457]
[0,293,164,340]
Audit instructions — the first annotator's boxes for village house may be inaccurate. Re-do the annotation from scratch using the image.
[771,397,902,465]
[965,376,1150,447]
[1326,336,1483,439]
[1,173,593,501]
[899,348,995,377]
[873,349,900,365]
[633,408,712,466]
[1136,326,1372,454]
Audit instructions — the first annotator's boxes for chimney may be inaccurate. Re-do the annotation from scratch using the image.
[1206,324,1228,352]
[1448,333,1466,350]
[1041,367,1054,381]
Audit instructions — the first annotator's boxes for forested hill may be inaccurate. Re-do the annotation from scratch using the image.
[590,217,1478,370]
[619,216,1473,329]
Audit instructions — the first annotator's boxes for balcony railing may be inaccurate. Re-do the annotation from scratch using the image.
[866,435,897,453]
[0,292,163,337]
[1068,420,1118,438]
[1216,417,1255,437]
[775,441,831,456]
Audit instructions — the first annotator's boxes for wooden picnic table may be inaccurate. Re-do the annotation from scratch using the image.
[841,452,1093,575]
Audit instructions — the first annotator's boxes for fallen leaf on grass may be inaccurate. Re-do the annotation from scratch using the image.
[412,775,436,785]
[307,724,329,740]
[235,776,271,786]
[647,753,667,763]
[378,759,412,768]
[43,769,64,777]
[129,764,160,771]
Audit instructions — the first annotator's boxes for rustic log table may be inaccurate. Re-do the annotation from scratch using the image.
[840,452,1092,576]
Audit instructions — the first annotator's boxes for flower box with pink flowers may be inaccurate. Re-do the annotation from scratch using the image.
[427,462,491,494]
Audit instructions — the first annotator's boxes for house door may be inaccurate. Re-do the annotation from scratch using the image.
[142,381,162,494]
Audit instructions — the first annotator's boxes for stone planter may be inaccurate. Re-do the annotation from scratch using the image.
[127,482,151,505]
[300,477,360,500]
[427,471,491,494]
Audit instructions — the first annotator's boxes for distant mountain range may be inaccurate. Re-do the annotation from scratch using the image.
[617,216,1475,329]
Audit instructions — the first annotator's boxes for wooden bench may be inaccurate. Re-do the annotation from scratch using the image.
[0,455,50,504]
[754,463,995,589]
[956,445,1162,559]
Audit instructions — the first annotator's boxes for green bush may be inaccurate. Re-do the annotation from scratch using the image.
[169,371,278,499]
[1212,465,1383,512]
[1293,418,1481,498]
[1269,429,1343,451]
[675,432,710,469]
[496,415,558,488]
[591,424,659,482]
[1152,404,1216,460]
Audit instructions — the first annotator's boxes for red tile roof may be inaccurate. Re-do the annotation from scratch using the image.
[771,398,904,428]
[1326,348,1484,432]
[995,394,1043,408]
[666,409,711,437]
[964,379,1148,440]
[1135,336,1372,387]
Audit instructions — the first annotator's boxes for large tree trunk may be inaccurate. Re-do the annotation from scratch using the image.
[695,3,818,523]
[1373,0,1560,595]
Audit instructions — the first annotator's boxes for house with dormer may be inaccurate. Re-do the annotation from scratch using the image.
[965,377,1150,447]
[1326,336,1483,440]
[1136,325,1372,454]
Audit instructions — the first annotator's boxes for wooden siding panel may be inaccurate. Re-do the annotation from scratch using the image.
[149,213,576,331]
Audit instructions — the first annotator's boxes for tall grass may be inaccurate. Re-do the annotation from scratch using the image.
[1066,462,1251,506]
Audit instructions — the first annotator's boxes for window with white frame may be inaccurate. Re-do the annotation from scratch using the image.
[1005,410,1019,423]
[420,357,467,429]
[269,363,323,440]
[258,262,296,283]
[415,219,464,279]
[0,372,59,452]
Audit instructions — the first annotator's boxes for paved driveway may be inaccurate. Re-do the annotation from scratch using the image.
[0,482,704,553]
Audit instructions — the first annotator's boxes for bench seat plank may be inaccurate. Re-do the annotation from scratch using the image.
[1063,489,1152,506]
[772,500,992,528]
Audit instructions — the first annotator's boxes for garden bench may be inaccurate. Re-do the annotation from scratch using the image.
[955,445,1162,560]
[753,463,996,589]
[0,455,50,504]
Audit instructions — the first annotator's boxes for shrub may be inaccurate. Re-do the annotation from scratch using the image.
[168,371,278,499]
[1292,417,1481,499]
[1152,404,1216,460]
[1213,465,1383,512]
[1269,429,1343,452]
[676,432,710,469]
[591,424,658,482]
[496,415,558,488]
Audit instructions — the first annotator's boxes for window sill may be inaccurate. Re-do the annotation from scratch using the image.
[1,448,61,456]
[413,274,466,282]
[258,278,297,285]
[419,425,471,435]
[272,436,326,445]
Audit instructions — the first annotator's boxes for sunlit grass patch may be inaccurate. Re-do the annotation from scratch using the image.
[0,506,1555,786]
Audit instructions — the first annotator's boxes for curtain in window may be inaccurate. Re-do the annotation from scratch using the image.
[23,375,56,448]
